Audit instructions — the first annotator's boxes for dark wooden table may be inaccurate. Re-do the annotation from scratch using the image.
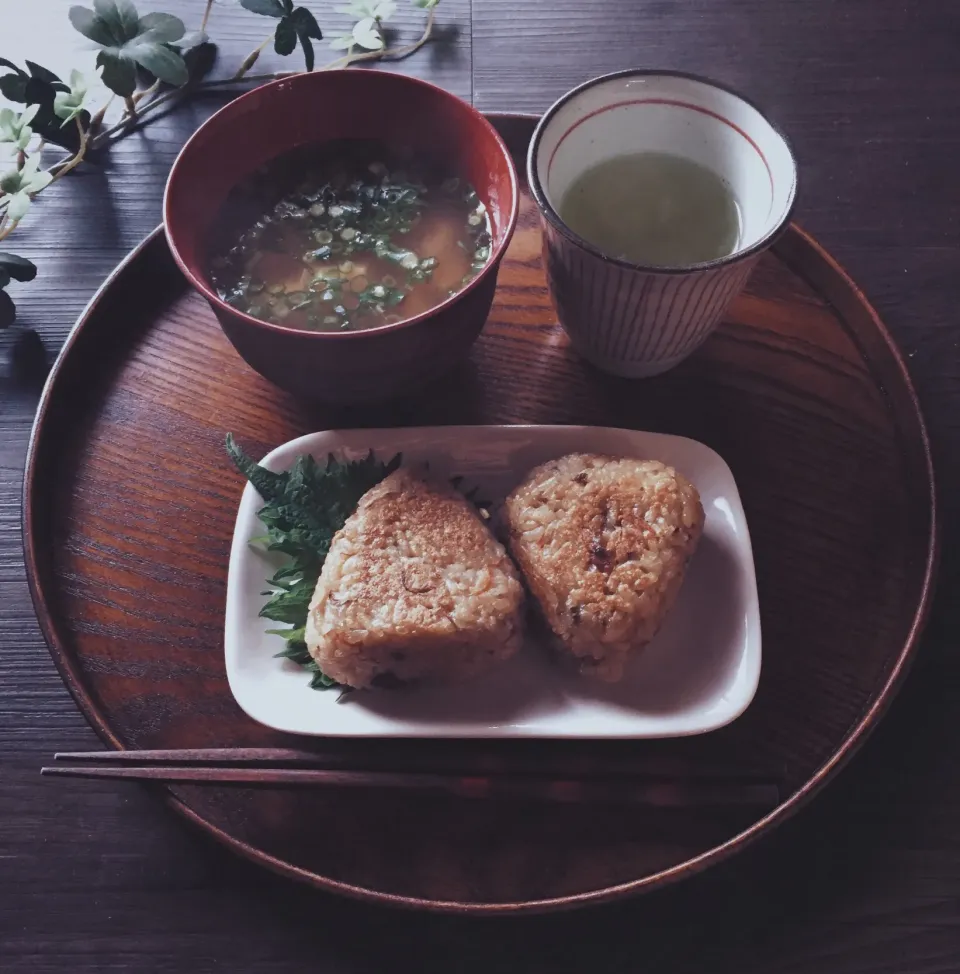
[2,1,959,970]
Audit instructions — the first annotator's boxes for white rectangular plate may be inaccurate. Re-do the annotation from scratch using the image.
[225,425,761,738]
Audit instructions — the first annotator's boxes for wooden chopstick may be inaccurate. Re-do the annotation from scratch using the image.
[42,749,782,807]
[53,748,350,767]
[50,747,784,779]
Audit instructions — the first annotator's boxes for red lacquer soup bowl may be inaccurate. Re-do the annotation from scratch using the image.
[164,71,518,405]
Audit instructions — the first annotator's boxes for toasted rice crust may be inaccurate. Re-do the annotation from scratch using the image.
[503,453,704,681]
[306,468,524,688]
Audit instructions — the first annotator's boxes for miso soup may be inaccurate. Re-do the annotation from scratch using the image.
[207,139,492,331]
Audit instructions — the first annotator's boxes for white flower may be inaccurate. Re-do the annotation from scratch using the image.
[0,105,40,151]
[331,0,395,50]
[0,155,54,222]
[352,17,384,50]
[53,70,90,126]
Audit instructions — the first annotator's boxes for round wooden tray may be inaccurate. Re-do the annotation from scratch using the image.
[23,113,937,914]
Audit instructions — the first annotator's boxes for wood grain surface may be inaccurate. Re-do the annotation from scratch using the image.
[19,112,937,912]
[2,0,960,969]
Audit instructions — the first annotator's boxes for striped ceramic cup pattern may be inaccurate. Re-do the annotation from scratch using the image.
[529,71,798,378]
[543,225,760,376]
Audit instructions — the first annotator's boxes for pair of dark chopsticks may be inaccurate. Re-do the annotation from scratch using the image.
[43,748,781,808]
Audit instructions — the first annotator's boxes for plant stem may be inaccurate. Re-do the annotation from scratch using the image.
[88,95,114,134]
[86,70,292,151]
[132,79,161,107]
[324,8,436,70]
[1,8,441,216]
[234,34,275,80]
[84,67,292,153]
[0,119,90,235]
[50,118,90,180]
[200,0,215,31]
[87,8,437,148]
[0,213,19,244]
[26,119,90,189]
[186,71,295,88]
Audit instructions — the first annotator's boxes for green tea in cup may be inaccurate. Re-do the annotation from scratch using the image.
[558,151,741,267]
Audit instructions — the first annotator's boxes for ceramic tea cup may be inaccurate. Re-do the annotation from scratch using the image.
[528,70,797,377]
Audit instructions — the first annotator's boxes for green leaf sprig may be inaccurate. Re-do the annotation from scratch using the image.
[226,434,400,690]
[0,59,90,151]
[0,0,442,326]
[69,0,191,96]
[0,252,37,328]
[0,252,37,289]
[240,0,323,71]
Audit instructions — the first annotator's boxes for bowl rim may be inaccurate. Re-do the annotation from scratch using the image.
[526,68,799,276]
[162,70,519,341]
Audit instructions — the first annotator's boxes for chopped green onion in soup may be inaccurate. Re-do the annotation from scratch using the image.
[207,138,493,332]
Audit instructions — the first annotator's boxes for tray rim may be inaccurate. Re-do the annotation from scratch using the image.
[21,111,940,915]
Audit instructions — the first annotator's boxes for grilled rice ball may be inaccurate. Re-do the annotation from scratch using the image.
[306,468,524,689]
[503,453,704,682]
